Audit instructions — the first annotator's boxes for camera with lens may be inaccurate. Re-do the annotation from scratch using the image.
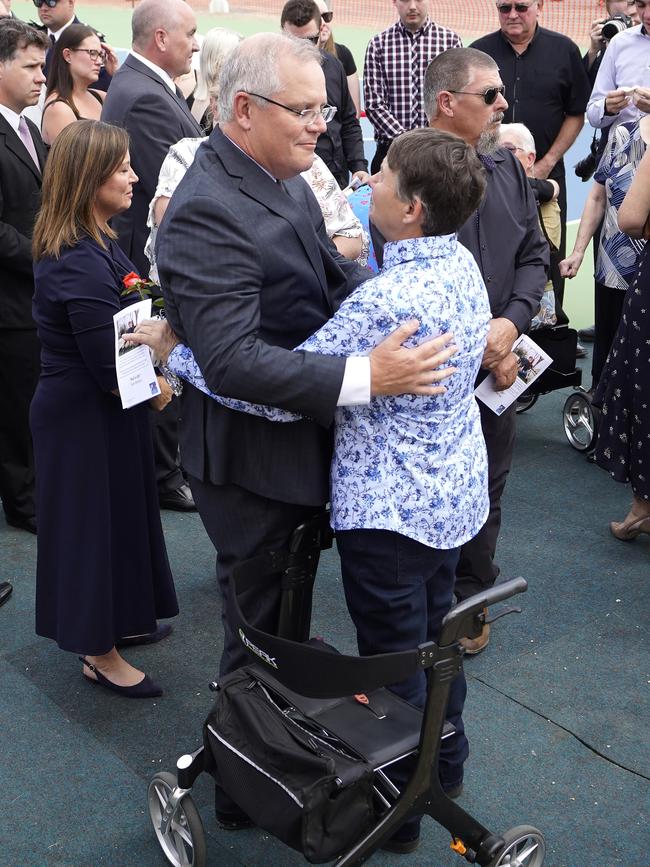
[574,133,600,182]
[601,13,633,41]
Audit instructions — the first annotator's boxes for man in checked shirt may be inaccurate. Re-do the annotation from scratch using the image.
[364,0,461,172]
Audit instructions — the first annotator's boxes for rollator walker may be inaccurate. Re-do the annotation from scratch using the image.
[148,513,546,866]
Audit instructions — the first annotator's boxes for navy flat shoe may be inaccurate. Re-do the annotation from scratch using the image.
[79,657,163,698]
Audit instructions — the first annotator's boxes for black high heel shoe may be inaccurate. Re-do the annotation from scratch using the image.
[79,657,163,698]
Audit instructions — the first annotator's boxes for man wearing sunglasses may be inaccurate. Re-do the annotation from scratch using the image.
[364,0,461,174]
[32,0,112,92]
[280,0,367,188]
[472,0,591,320]
[422,47,548,654]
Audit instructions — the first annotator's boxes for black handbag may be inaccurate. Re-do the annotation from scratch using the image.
[204,665,376,863]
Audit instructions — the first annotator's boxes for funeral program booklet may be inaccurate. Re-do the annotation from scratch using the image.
[114,299,160,409]
[475,333,552,416]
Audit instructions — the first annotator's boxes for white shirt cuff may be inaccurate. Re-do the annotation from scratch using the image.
[337,356,371,406]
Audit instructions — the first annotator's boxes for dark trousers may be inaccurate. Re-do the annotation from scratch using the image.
[370,139,392,175]
[188,477,320,676]
[0,329,40,522]
[552,168,568,314]
[152,399,184,494]
[592,280,626,389]
[455,401,517,601]
[336,529,468,790]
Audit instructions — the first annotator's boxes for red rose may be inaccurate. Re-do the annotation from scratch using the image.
[122,271,141,289]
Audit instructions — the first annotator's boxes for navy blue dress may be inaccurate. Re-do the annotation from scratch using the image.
[30,235,178,655]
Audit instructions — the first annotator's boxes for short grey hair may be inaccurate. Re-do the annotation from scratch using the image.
[423,47,498,121]
[218,32,321,123]
[194,27,243,102]
[132,0,188,50]
[499,122,536,156]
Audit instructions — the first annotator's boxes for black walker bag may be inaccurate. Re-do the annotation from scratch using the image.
[204,665,376,863]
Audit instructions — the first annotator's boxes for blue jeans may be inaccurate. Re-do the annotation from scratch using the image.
[336,529,468,814]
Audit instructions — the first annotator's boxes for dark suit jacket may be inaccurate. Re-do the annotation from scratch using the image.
[101,54,203,276]
[156,127,369,506]
[0,113,47,330]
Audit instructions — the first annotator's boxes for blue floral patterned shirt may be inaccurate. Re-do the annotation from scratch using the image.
[168,235,491,549]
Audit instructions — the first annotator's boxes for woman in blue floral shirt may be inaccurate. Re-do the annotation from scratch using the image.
[129,129,490,852]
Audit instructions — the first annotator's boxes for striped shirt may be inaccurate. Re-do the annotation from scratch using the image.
[363,18,462,144]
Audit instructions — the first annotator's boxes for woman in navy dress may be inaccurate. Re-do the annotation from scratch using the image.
[30,121,178,697]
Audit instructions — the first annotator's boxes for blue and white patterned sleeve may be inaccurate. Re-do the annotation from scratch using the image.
[167,344,300,422]
[166,273,396,422]
[297,280,400,355]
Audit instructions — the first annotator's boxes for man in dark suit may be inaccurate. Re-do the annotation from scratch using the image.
[0,18,48,534]
[156,32,458,686]
[102,0,202,512]
[33,0,112,91]
[280,0,368,188]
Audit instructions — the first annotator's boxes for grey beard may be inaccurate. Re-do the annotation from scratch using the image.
[477,113,504,155]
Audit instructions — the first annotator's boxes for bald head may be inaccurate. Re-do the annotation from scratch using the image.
[131,0,198,77]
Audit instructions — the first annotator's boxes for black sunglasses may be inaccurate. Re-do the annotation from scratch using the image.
[447,85,506,105]
[497,2,536,12]
[33,0,60,7]
[304,34,321,45]
[321,11,334,22]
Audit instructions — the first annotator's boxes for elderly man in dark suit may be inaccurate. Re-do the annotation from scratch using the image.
[102,0,202,512]
[0,18,48,536]
[156,32,457,688]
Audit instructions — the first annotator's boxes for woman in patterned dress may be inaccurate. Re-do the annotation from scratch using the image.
[593,135,650,540]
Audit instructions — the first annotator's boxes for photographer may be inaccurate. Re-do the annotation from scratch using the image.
[587,0,650,133]
[584,0,638,85]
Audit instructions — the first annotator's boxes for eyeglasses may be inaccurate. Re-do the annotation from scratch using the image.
[33,0,60,8]
[70,48,107,63]
[502,142,525,153]
[303,34,321,44]
[244,92,337,124]
[321,11,334,22]
[496,2,537,13]
[447,85,506,105]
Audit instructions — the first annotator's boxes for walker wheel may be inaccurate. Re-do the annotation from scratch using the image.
[148,771,206,867]
[515,392,538,414]
[563,392,599,451]
[488,825,546,866]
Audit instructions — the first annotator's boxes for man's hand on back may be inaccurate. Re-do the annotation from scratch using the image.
[369,321,458,396]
